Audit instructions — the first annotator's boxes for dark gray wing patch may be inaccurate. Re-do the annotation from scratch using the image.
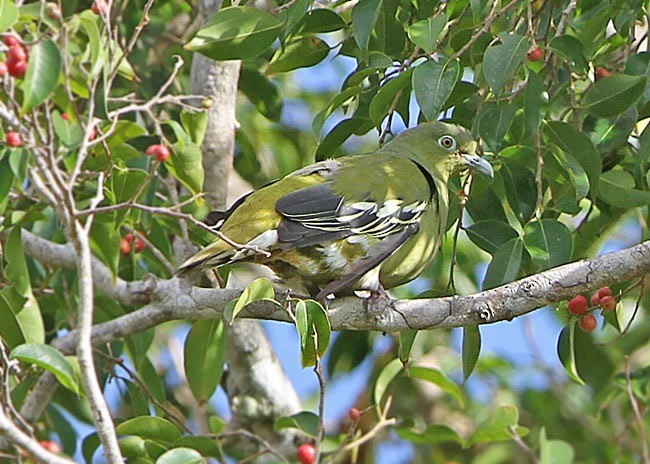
[275,182,428,248]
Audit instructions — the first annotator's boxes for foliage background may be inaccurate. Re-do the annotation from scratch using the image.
[0,0,648,463]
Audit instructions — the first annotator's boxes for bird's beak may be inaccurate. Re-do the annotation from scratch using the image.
[461,152,494,178]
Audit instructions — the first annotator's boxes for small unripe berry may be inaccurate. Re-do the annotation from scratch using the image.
[61,112,71,121]
[88,126,97,141]
[296,444,316,464]
[600,295,617,312]
[595,66,612,80]
[568,295,588,316]
[0,61,6,76]
[578,314,597,332]
[527,47,543,62]
[348,407,361,421]
[6,131,22,147]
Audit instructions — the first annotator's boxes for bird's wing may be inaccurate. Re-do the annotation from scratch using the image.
[275,182,429,248]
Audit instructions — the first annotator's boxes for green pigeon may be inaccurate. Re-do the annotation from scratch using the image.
[178,122,493,299]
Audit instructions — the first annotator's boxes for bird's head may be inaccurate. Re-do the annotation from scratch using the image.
[382,122,494,181]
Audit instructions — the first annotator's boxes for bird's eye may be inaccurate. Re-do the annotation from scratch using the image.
[438,135,457,150]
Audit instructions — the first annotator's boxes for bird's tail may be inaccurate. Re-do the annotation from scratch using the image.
[176,239,235,276]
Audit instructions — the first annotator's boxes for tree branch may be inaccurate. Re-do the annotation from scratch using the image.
[17,230,650,425]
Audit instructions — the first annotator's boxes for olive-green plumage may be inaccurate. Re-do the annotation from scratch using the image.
[178,122,493,299]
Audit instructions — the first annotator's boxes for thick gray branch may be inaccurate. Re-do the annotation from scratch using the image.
[19,231,650,421]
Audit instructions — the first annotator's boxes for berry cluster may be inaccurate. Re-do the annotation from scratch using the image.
[1,35,29,78]
[120,232,145,255]
[567,286,617,332]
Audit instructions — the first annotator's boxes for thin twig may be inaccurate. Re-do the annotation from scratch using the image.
[624,356,650,464]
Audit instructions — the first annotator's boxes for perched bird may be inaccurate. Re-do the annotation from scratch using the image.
[178,122,493,299]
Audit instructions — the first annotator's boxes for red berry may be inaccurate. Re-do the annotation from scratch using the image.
[568,295,588,316]
[61,112,71,121]
[38,440,62,454]
[146,144,171,162]
[598,286,612,299]
[46,3,62,20]
[6,131,22,147]
[91,0,109,14]
[348,407,361,421]
[578,313,597,332]
[296,444,316,464]
[7,59,27,78]
[134,236,145,253]
[2,35,20,47]
[88,126,97,141]
[7,45,27,63]
[120,237,131,255]
[0,61,6,76]
[600,295,617,312]
[527,47,543,62]
[590,292,600,307]
[595,66,612,80]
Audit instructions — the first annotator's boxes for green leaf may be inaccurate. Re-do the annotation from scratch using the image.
[369,69,412,126]
[266,36,329,74]
[373,358,402,407]
[584,74,646,117]
[184,319,227,403]
[294,9,346,35]
[482,33,528,95]
[412,58,460,121]
[465,405,524,447]
[119,436,147,459]
[315,117,374,160]
[462,325,481,381]
[482,237,523,290]
[583,108,637,154]
[548,35,588,71]
[186,6,282,60]
[22,40,62,113]
[224,278,275,324]
[173,437,222,459]
[0,0,19,32]
[108,167,148,204]
[116,416,182,447]
[79,12,103,78]
[295,299,331,367]
[543,121,602,198]
[540,427,574,464]
[104,120,148,147]
[167,142,204,197]
[312,86,363,135]
[89,219,121,279]
[598,170,650,208]
[4,228,44,344]
[502,161,536,224]
[524,219,573,271]
[409,366,464,407]
[156,448,205,464]
[465,220,519,255]
[239,67,283,121]
[352,0,383,60]
[209,416,225,434]
[476,103,517,153]
[398,330,417,364]
[396,423,464,445]
[557,321,585,385]
[407,15,447,54]
[52,111,84,148]
[11,344,80,394]
[0,287,28,348]
[274,411,319,438]
[180,110,208,146]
